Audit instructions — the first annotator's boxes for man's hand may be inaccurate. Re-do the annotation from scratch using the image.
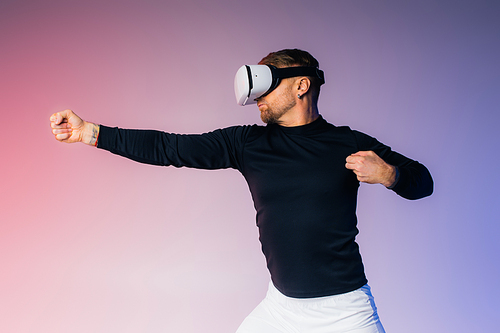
[345,151,396,187]
[50,109,99,146]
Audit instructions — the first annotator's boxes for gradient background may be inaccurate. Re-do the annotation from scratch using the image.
[1,0,499,332]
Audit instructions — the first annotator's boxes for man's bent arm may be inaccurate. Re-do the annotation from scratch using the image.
[352,130,433,200]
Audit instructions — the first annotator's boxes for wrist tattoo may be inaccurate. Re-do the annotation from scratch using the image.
[89,123,100,147]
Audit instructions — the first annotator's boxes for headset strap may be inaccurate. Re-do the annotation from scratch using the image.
[270,66,325,85]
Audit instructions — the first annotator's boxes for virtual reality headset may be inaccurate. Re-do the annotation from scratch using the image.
[234,65,325,106]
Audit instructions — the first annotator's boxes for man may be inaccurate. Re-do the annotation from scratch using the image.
[50,49,433,332]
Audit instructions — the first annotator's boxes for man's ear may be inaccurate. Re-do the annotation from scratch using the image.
[297,77,311,95]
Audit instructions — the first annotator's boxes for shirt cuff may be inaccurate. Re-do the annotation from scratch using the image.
[387,166,400,189]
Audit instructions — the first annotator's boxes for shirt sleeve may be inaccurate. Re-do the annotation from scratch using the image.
[352,130,433,200]
[96,125,251,171]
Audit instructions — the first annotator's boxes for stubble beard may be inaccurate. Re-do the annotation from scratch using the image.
[260,87,296,125]
[261,108,286,124]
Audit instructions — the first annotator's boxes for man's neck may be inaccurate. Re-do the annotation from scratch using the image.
[277,105,320,127]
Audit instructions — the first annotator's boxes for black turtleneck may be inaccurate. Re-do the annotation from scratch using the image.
[97,116,433,298]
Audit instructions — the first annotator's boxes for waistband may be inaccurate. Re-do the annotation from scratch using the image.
[266,281,373,309]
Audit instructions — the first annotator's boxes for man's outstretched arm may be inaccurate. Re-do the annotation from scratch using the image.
[50,109,100,146]
[50,109,248,171]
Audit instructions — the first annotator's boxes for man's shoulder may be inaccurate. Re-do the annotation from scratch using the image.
[217,123,262,136]
[321,117,356,135]
[209,123,262,145]
[322,118,375,139]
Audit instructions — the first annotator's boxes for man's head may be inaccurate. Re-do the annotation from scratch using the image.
[256,49,322,125]
[258,49,322,103]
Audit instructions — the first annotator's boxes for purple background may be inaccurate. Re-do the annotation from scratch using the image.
[1,0,499,332]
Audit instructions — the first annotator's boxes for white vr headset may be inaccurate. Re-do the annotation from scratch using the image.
[234,65,325,106]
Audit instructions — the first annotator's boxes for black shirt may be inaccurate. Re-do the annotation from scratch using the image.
[97,116,433,298]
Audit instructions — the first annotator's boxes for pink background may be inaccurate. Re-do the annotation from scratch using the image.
[1,0,499,332]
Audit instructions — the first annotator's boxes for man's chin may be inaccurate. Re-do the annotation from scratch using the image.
[261,113,277,125]
[261,107,288,125]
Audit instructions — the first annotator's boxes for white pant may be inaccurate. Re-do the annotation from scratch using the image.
[236,282,386,333]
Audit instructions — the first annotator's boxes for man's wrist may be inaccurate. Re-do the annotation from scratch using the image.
[386,166,400,189]
[82,122,100,146]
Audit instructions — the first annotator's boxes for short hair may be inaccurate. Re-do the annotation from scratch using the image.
[258,48,320,68]
[259,49,322,101]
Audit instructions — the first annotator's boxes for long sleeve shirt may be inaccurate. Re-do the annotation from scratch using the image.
[97,115,433,298]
